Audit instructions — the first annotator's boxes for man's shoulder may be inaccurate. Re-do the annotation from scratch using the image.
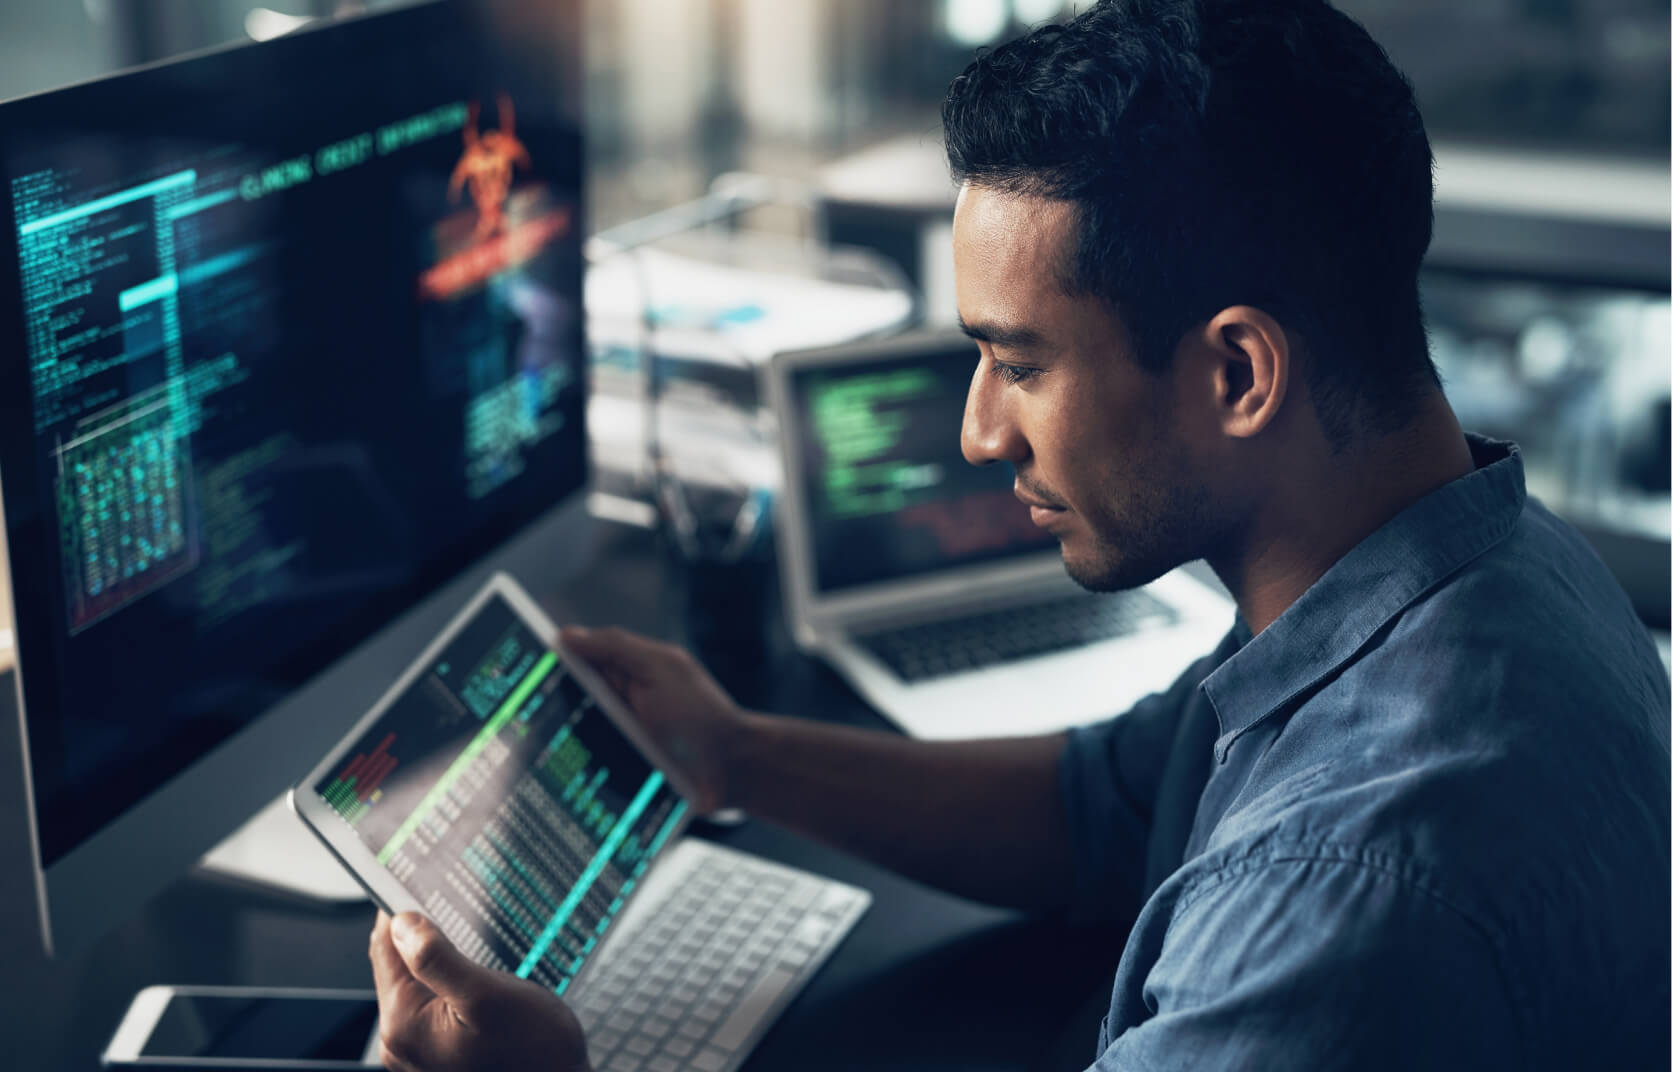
[1188,500,1672,1052]
[1250,494,1670,887]
[1379,493,1670,731]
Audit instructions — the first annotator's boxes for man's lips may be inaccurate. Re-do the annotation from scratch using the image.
[1014,486,1064,511]
[1015,485,1067,526]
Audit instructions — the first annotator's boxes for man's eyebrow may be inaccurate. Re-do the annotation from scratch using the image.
[957,315,1045,351]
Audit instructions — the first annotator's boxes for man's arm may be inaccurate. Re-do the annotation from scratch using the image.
[562,627,1077,913]
[731,712,1074,912]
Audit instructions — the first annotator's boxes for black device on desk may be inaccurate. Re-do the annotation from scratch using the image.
[0,0,593,959]
[102,985,381,1070]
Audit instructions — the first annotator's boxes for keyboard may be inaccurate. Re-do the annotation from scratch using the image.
[855,589,1178,683]
[571,838,870,1072]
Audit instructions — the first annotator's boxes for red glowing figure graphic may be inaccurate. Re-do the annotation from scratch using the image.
[449,93,532,241]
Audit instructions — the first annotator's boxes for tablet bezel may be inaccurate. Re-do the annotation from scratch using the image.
[289,571,702,951]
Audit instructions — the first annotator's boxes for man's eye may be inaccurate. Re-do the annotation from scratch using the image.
[988,360,1041,385]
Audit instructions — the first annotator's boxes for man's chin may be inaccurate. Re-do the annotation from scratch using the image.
[1061,543,1175,594]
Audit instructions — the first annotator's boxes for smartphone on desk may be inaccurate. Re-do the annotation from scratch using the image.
[101,985,382,1070]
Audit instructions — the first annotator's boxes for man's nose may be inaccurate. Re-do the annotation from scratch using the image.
[961,356,1028,467]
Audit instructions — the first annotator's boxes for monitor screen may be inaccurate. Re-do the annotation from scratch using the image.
[789,341,1054,594]
[0,1,586,868]
[314,591,687,993]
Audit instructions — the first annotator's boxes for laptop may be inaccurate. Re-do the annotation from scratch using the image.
[292,573,869,1072]
[767,330,1234,740]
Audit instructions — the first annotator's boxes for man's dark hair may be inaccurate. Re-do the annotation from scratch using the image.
[943,0,1439,445]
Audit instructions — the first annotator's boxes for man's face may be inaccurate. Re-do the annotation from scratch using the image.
[954,185,1221,591]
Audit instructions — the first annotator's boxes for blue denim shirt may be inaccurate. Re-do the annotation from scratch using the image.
[1061,437,1670,1070]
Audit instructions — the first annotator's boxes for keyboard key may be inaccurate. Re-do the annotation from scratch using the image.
[791,918,833,945]
[664,1038,695,1058]
[817,890,858,914]
[857,590,1176,681]
[606,1056,642,1072]
[709,967,798,1053]
[625,1036,656,1057]
[691,1049,729,1072]
[649,1058,681,1072]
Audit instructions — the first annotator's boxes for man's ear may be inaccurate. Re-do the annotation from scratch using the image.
[1200,305,1290,440]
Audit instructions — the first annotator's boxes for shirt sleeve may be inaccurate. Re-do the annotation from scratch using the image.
[1058,639,1235,922]
[1092,852,1523,1071]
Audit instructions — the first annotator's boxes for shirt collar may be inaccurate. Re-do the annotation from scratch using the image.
[1200,434,1526,763]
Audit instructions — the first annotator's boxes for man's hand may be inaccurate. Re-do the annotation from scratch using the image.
[559,626,749,814]
[369,910,589,1072]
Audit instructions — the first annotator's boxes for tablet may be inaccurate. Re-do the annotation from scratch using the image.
[291,573,698,996]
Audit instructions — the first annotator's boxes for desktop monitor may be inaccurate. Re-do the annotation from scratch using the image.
[0,0,590,956]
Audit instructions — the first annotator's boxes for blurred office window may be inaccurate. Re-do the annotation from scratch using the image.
[0,1,112,102]
[1342,0,1670,156]
[3,1,1665,193]
[1427,273,1670,532]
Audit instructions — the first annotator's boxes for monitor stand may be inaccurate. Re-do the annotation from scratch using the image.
[196,793,367,903]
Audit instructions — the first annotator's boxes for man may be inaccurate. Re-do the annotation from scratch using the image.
[368,1,1671,1068]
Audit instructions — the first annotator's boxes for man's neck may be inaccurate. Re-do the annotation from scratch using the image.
[1211,400,1476,636]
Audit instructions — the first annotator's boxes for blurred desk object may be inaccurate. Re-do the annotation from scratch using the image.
[816,136,961,326]
[0,520,1126,1072]
[1428,145,1669,289]
[587,187,916,530]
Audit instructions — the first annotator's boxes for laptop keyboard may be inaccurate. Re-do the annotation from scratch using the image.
[571,839,870,1072]
[856,589,1178,683]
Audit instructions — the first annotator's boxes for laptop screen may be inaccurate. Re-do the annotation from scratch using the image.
[788,339,1055,594]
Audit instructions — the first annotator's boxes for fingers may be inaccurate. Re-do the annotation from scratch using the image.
[370,911,421,1030]
[390,912,490,1019]
[560,625,676,674]
[562,626,688,701]
[371,911,439,1071]
[370,911,415,999]
[378,1040,420,1072]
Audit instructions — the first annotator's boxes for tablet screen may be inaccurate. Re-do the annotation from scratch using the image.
[311,592,688,994]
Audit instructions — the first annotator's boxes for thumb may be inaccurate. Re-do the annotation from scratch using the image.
[390,913,486,1008]
[559,625,617,664]
[561,625,664,677]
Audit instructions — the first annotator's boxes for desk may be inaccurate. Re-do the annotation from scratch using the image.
[0,521,1127,1071]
